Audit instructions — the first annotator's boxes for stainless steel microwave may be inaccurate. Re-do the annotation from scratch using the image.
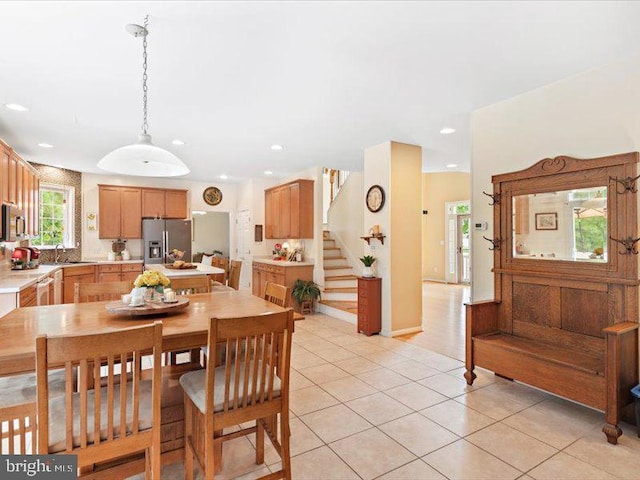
[1,205,26,242]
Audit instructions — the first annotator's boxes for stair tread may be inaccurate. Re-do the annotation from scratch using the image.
[324,256,347,260]
[324,266,352,270]
[325,275,358,280]
[324,287,357,293]
[323,247,340,250]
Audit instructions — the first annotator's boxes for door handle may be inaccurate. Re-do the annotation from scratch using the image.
[457,246,462,254]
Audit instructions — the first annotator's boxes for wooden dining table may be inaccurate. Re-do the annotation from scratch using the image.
[0,289,288,377]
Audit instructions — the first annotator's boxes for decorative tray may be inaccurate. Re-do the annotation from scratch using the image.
[105,296,190,316]
[165,264,198,270]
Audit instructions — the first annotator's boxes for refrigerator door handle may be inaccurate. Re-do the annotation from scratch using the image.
[162,230,167,262]
[166,231,170,259]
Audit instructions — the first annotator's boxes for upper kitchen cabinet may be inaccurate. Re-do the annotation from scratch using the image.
[1,139,39,236]
[98,185,142,239]
[265,179,314,239]
[142,188,188,219]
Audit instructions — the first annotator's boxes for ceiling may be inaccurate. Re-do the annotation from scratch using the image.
[1,1,640,182]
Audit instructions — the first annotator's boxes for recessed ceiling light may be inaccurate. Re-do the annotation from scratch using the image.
[4,103,28,112]
[264,170,273,175]
[219,174,228,180]
[446,163,458,168]
[171,139,185,146]
[38,143,54,148]
[270,144,284,151]
[440,127,456,135]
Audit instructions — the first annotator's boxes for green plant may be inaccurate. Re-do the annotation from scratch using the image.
[291,279,321,304]
[359,255,376,267]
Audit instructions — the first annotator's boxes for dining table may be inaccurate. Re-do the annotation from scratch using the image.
[0,289,287,377]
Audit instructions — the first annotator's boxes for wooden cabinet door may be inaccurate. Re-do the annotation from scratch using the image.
[279,187,291,238]
[141,189,166,218]
[99,272,122,283]
[298,180,314,238]
[99,186,122,239]
[8,155,18,205]
[265,190,275,239]
[63,271,96,303]
[0,147,9,205]
[252,266,261,296]
[289,183,300,238]
[32,176,39,236]
[24,171,32,235]
[15,162,23,211]
[121,270,140,287]
[165,190,187,219]
[120,187,142,238]
[22,165,29,220]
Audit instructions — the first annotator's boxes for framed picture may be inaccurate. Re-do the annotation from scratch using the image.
[254,224,263,242]
[535,212,558,230]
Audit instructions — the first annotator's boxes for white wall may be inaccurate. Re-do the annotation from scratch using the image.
[82,173,237,260]
[327,172,364,276]
[192,212,230,257]
[471,55,640,301]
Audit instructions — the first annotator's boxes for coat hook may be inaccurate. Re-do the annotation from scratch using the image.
[610,236,640,255]
[482,236,501,251]
[610,174,640,194]
[482,191,501,206]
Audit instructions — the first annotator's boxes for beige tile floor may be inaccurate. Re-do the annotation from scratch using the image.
[132,282,640,479]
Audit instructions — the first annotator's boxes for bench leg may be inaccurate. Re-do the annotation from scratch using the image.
[602,422,622,445]
[464,368,476,385]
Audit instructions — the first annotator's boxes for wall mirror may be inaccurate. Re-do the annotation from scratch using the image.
[512,186,607,262]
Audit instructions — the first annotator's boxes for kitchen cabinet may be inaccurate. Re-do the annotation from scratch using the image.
[98,185,142,239]
[252,260,313,311]
[142,188,188,219]
[265,179,314,239]
[19,285,37,308]
[97,262,142,285]
[63,265,97,303]
[0,139,39,236]
[357,277,381,336]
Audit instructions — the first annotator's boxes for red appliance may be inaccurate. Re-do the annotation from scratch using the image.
[11,247,31,269]
[27,247,40,266]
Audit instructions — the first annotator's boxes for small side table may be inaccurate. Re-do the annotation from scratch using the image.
[357,277,381,336]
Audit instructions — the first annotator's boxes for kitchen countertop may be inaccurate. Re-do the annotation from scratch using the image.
[0,260,144,294]
[252,258,315,267]
[146,263,224,277]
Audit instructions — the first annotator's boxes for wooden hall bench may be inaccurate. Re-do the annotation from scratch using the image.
[466,153,640,445]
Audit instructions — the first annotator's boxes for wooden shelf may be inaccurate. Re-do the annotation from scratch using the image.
[361,234,385,245]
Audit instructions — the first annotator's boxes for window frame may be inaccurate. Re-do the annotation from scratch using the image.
[33,182,75,249]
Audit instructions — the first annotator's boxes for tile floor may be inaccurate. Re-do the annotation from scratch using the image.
[135,282,640,479]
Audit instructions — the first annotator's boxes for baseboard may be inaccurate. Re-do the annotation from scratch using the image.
[386,325,423,337]
[318,302,357,324]
[422,277,447,283]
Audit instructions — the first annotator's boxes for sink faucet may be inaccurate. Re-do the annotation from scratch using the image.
[54,244,66,264]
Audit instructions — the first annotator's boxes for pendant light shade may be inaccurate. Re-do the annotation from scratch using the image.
[98,134,189,177]
[98,16,189,177]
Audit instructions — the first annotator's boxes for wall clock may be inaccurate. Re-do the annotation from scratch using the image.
[366,185,385,213]
[203,186,223,206]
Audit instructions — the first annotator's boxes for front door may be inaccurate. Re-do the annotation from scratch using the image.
[457,214,471,284]
[236,210,252,289]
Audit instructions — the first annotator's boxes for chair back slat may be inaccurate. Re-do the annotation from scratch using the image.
[267,334,277,401]
[119,352,127,441]
[242,339,251,408]
[223,339,233,413]
[79,359,88,449]
[93,358,101,446]
[65,362,74,452]
[264,282,290,308]
[232,338,241,409]
[132,351,140,435]
[74,281,132,303]
[170,276,211,295]
[106,355,115,441]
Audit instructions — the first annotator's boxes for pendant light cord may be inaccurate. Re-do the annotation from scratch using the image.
[142,15,149,135]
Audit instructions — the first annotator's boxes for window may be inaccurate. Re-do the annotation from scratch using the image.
[32,183,75,248]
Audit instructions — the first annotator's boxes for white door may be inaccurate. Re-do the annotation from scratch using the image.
[236,210,252,289]
[457,214,471,284]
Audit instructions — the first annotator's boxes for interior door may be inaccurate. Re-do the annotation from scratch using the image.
[457,214,471,284]
[236,210,252,289]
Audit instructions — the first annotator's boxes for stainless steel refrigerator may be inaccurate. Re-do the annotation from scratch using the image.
[143,219,192,265]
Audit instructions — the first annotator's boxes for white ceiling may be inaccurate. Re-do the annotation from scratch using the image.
[1,1,640,182]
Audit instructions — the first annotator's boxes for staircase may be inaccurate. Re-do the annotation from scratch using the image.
[319,231,358,323]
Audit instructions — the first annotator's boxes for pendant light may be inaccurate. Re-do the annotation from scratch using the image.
[98,16,189,177]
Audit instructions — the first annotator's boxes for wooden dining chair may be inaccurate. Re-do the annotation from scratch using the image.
[0,370,72,454]
[264,282,291,308]
[36,322,163,479]
[180,309,294,480]
[227,260,242,290]
[74,280,132,303]
[170,276,211,295]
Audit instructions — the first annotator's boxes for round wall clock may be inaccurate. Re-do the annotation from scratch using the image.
[366,185,385,213]
[203,186,223,206]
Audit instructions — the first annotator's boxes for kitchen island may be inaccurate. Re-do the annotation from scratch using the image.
[145,262,224,278]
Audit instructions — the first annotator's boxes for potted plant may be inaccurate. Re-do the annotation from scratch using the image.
[360,255,376,277]
[291,279,321,314]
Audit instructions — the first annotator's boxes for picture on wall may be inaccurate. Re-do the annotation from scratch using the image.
[535,212,558,230]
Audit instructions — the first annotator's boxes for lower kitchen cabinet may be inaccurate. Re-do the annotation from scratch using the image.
[63,265,97,304]
[63,263,143,303]
[19,285,37,308]
[252,261,313,311]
